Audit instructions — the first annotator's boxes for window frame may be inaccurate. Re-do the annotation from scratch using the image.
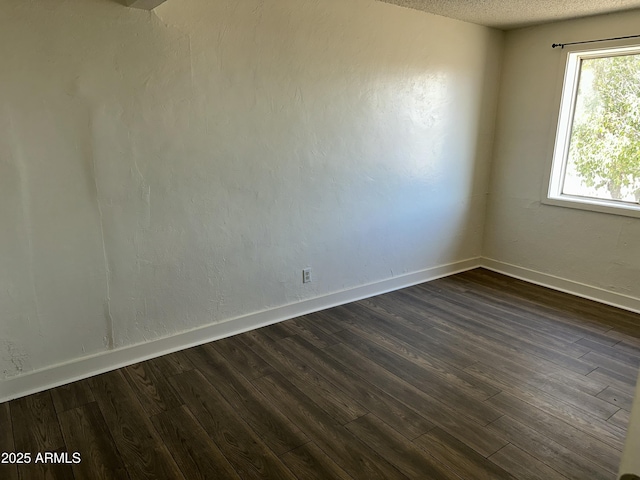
[543,42,640,219]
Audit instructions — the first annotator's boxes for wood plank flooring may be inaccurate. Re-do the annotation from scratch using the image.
[1,268,639,479]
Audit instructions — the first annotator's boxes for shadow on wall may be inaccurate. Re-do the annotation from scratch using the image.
[116,0,168,9]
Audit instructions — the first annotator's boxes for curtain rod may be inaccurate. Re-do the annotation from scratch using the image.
[552,34,640,49]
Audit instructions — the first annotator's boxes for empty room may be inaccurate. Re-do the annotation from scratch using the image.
[2,0,640,479]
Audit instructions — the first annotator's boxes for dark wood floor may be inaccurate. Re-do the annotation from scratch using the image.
[2,268,640,479]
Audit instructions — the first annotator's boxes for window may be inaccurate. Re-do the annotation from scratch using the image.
[546,44,640,217]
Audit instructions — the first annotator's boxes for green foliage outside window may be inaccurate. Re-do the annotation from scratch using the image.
[567,53,640,201]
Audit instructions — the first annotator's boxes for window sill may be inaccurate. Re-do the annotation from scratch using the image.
[542,195,640,219]
[542,195,640,218]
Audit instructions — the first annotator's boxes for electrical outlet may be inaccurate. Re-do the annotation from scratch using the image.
[303,268,312,284]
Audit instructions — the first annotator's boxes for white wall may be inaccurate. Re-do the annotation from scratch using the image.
[620,371,640,478]
[484,10,640,300]
[0,0,502,382]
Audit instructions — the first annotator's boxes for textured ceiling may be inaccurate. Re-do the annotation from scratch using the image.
[377,0,640,29]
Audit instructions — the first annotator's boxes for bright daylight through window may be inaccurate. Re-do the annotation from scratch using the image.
[547,45,640,217]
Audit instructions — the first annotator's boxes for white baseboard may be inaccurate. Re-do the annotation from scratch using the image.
[0,257,481,403]
[481,258,640,315]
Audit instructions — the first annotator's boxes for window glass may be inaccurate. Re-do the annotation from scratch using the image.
[562,53,640,204]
